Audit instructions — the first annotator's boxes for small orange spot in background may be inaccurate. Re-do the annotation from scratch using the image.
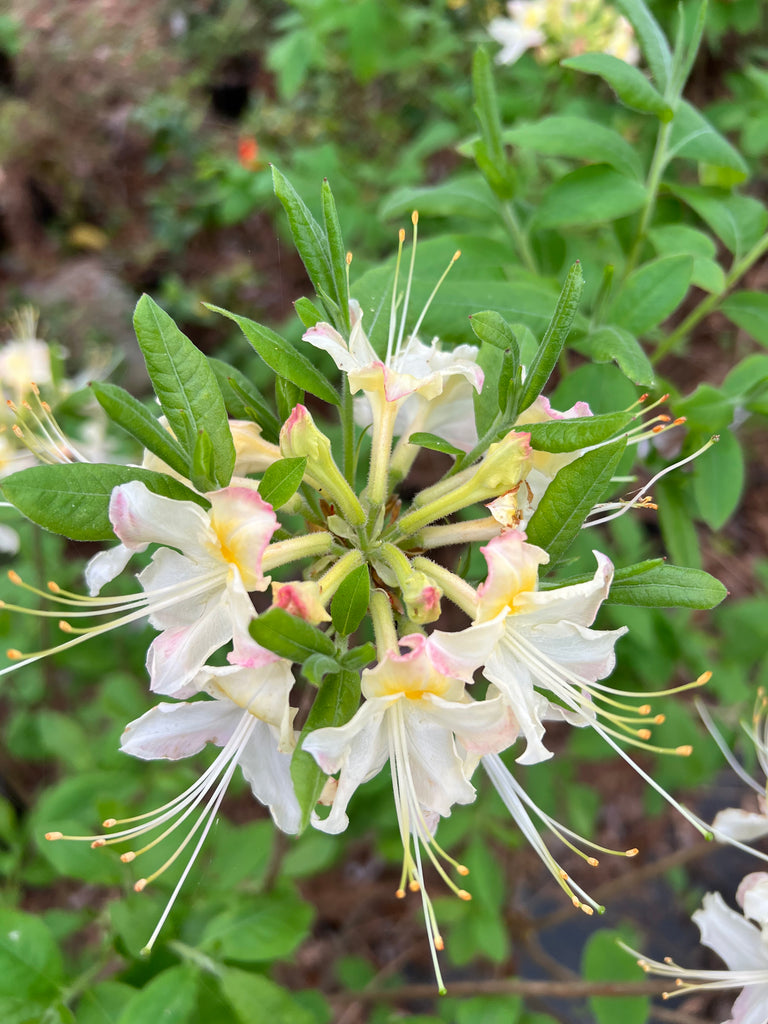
[238,137,260,169]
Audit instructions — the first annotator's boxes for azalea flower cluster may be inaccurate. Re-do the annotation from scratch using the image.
[0,193,718,990]
[628,691,768,1022]
[488,0,639,67]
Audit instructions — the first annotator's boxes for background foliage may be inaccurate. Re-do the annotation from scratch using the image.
[1,0,768,1021]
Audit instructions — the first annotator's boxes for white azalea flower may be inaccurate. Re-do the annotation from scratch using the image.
[488,3,546,64]
[47,644,300,952]
[627,879,768,1024]
[303,631,518,990]
[2,481,278,695]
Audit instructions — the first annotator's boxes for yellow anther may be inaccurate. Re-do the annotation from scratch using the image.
[411,211,418,226]
[59,620,74,633]
[638,704,651,715]
[676,745,693,757]
[395,888,406,899]
[626,848,639,857]
[696,671,712,686]
[45,831,63,841]
[587,857,599,867]
[409,880,420,893]
[102,818,117,828]
[399,228,406,243]
[457,864,469,876]
[638,728,652,740]
[654,714,666,724]
[435,936,444,951]
[8,571,22,585]
[457,890,471,901]
[121,852,136,863]
[6,649,23,660]
[582,905,594,916]
[134,879,147,892]
[47,581,61,593]
[90,839,106,849]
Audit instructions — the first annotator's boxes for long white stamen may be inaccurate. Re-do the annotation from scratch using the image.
[385,229,406,367]
[393,212,419,363]
[696,698,765,796]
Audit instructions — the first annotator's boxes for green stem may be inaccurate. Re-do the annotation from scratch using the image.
[500,201,538,274]
[369,587,397,659]
[341,376,355,485]
[653,230,768,362]
[262,531,334,572]
[366,397,398,509]
[624,118,673,278]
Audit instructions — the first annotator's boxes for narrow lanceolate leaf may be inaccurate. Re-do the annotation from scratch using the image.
[291,669,360,831]
[1,464,209,541]
[519,411,634,452]
[206,305,339,407]
[408,432,464,459]
[294,296,324,329]
[133,295,235,486]
[275,375,304,423]
[249,607,336,663]
[208,357,281,442]
[561,54,672,120]
[257,457,307,509]
[527,438,627,564]
[519,261,584,412]
[90,381,189,477]
[272,166,336,303]
[330,563,371,636]
[608,563,727,609]
[614,0,672,94]
[321,178,350,330]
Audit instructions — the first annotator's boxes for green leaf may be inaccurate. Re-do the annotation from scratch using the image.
[75,981,136,1024]
[533,166,646,229]
[657,478,701,569]
[380,176,500,222]
[607,255,692,336]
[669,100,748,177]
[498,346,520,413]
[470,310,520,353]
[0,909,62,1000]
[321,178,349,327]
[133,295,235,486]
[219,968,317,1024]
[583,929,648,1024]
[340,642,376,671]
[1,463,209,541]
[330,564,370,636]
[292,669,360,830]
[302,653,340,686]
[562,54,672,119]
[191,427,217,492]
[206,306,339,407]
[614,0,672,92]
[526,438,627,564]
[472,48,514,198]
[505,115,643,179]
[272,166,335,304]
[576,325,655,385]
[116,967,197,1024]
[294,297,324,329]
[454,995,522,1024]
[692,429,744,530]
[519,261,584,412]
[649,223,716,258]
[519,411,634,452]
[721,291,768,346]
[608,563,727,608]
[276,375,304,423]
[90,382,189,477]
[670,186,768,257]
[258,457,307,508]
[673,383,734,432]
[250,607,336,662]
[209,357,280,442]
[408,432,464,459]
[722,354,768,401]
[201,885,314,961]
[474,343,504,438]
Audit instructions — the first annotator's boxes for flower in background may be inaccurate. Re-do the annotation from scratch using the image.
[489,0,639,67]
[625,875,768,1022]
[0,307,53,405]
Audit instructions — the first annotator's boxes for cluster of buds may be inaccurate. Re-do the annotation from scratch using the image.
[0,177,724,990]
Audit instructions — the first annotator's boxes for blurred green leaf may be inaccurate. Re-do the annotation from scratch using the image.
[583,928,648,1024]
[90,382,190,477]
[607,255,692,335]
[116,966,197,1024]
[520,261,584,411]
[562,54,671,119]
[272,166,336,308]
[220,968,319,1024]
[614,0,672,92]
[201,885,314,961]
[0,909,62,1000]
[693,429,744,530]
[505,115,643,179]
[721,291,768,346]
[76,982,136,1024]
[669,100,748,176]
[533,166,646,229]
[577,325,654,385]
